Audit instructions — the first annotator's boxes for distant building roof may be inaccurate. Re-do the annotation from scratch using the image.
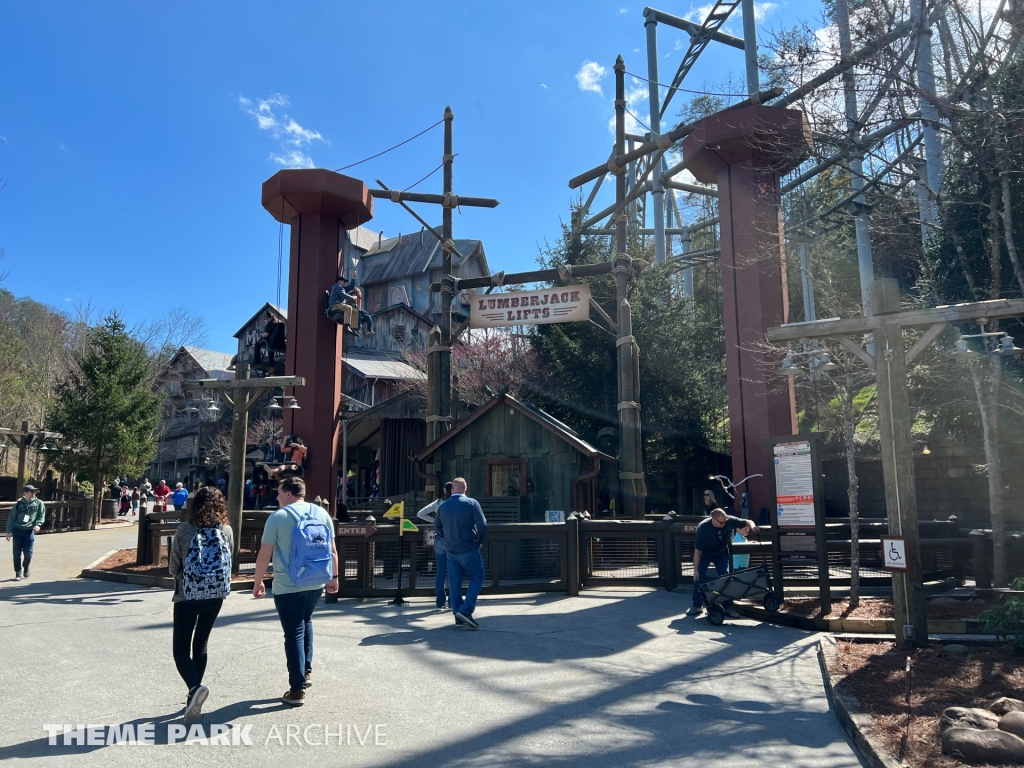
[343,350,426,381]
[359,234,486,286]
[348,225,383,252]
[181,346,234,377]
[233,302,287,339]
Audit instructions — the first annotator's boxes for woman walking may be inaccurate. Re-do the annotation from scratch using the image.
[168,487,233,721]
[118,486,132,517]
[416,482,453,610]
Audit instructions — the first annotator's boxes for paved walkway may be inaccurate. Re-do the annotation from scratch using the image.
[0,528,862,767]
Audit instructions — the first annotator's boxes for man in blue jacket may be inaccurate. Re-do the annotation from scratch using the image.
[435,477,487,629]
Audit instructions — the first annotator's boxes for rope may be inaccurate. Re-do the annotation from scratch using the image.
[403,159,449,192]
[333,118,444,172]
[624,70,750,97]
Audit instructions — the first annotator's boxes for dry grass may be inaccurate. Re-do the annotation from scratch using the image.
[783,597,985,621]
[829,640,1024,767]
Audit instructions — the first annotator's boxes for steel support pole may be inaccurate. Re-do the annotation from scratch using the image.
[16,419,28,498]
[645,10,667,264]
[799,241,817,322]
[680,225,694,297]
[227,363,250,571]
[911,0,943,241]
[741,0,760,96]
[835,0,876,317]
[614,56,646,520]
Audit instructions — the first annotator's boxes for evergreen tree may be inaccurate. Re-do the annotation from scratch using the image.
[48,313,162,522]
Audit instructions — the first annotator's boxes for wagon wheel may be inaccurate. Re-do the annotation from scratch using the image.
[707,605,726,626]
[763,591,781,613]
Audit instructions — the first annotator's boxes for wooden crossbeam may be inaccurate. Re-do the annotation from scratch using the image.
[767,297,1024,342]
[368,189,498,208]
[182,376,305,391]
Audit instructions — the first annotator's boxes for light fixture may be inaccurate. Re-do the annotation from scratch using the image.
[184,403,199,416]
[0,436,7,449]
[286,398,301,410]
[205,402,221,416]
[996,334,1023,356]
[921,444,931,455]
[779,354,802,377]
[950,339,980,360]
[266,398,283,412]
[811,352,839,372]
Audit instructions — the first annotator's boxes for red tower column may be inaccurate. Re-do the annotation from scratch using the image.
[683,105,812,516]
[262,169,373,506]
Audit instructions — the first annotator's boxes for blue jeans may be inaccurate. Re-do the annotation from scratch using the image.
[273,588,323,691]
[434,538,448,608]
[12,529,34,575]
[692,551,730,609]
[447,548,485,617]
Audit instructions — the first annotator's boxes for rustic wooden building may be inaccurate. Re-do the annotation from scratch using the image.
[413,392,616,522]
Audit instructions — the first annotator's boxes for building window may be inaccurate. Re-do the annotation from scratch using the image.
[392,324,407,344]
[485,460,526,497]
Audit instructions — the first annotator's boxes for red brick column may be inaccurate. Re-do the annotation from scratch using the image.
[683,106,812,516]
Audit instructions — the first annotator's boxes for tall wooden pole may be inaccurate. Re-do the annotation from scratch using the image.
[227,362,250,570]
[614,57,647,519]
[16,419,29,497]
[872,279,927,647]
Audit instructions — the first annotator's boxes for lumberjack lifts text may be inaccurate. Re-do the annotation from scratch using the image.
[470,285,591,329]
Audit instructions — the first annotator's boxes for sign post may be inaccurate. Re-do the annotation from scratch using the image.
[766,433,830,612]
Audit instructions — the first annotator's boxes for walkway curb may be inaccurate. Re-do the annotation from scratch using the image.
[818,635,909,768]
[80,567,264,592]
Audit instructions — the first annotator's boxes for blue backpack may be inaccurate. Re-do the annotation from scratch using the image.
[277,504,334,588]
[182,527,232,600]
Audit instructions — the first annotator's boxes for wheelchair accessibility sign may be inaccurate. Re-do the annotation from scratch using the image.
[881,536,909,571]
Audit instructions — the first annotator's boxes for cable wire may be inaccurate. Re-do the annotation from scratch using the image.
[624,108,652,133]
[625,70,750,98]
[403,157,453,192]
[333,118,444,172]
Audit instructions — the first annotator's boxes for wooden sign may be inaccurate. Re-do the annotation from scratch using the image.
[471,285,591,328]
[337,524,377,538]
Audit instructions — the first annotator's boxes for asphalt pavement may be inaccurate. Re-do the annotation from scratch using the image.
[0,526,862,767]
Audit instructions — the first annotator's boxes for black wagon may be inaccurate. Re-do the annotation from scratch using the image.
[698,563,781,625]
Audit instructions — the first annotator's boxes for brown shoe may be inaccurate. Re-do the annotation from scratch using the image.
[282,689,305,706]
[304,672,312,689]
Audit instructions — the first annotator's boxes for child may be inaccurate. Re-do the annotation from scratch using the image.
[131,487,140,517]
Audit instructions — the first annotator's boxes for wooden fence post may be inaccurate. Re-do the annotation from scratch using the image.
[566,513,580,596]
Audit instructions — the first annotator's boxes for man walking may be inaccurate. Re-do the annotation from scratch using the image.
[435,477,487,629]
[252,477,339,706]
[6,484,45,580]
[688,508,757,617]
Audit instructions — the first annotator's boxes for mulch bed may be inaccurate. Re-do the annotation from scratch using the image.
[783,597,986,621]
[828,640,1024,767]
[91,548,252,583]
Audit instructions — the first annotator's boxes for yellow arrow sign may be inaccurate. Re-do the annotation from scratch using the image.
[383,501,405,519]
[400,518,419,535]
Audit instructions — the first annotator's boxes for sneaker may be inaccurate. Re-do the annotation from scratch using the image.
[184,685,209,722]
[14,574,22,581]
[725,606,740,619]
[304,672,313,689]
[455,611,479,630]
[686,606,702,616]
[23,567,29,578]
[282,689,305,707]
[436,605,449,613]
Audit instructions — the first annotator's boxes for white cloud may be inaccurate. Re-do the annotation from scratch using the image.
[674,38,683,50]
[239,93,325,168]
[270,150,315,169]
[0,136,8,144]
[618,7,629,13]
[540,83,548,89]
[686,3,716,22]
[755,1,779,20]
[576,60,607,96]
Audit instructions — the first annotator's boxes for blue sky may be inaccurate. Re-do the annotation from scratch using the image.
[0,0,821,353]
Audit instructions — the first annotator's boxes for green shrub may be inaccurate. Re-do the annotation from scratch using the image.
[980,577,1024,653]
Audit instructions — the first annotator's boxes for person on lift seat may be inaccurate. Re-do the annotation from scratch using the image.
[325,275,374,336]
[254,312,286,372]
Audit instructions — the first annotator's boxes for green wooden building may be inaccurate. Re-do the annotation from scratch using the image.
[413,392,616,522]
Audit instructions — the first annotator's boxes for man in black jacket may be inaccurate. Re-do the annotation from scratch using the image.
[687,508,757,617]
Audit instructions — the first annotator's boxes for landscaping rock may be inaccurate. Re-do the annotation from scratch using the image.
[991,697,1024,716]
[942,643,971,655]
[941,706,1001,732]
[1001,711,1024,739]
[930,596,959,606]
[941,727,1024,764]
